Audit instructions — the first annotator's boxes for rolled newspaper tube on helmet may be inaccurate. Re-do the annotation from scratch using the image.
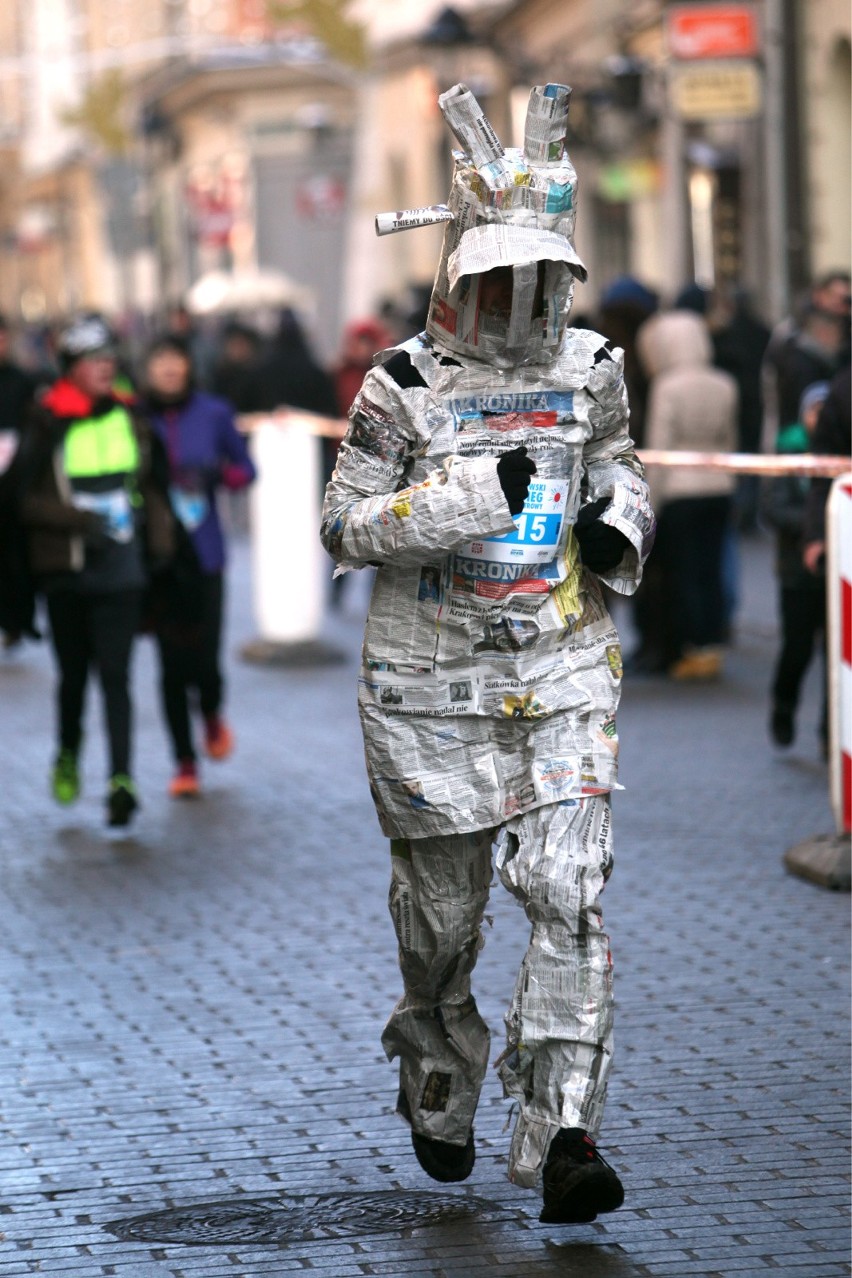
[523,83,572,165]
[375,205,455,237]
[437,82,504,167]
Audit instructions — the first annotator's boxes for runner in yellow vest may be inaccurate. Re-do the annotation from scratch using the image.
[17,316,174,829]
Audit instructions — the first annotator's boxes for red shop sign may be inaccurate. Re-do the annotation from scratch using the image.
[667,4,759,60]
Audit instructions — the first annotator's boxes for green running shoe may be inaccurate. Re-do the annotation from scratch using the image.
[51,749,80,804]
[107,775,138,828]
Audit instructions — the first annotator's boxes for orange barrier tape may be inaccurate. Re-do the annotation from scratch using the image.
[238,412,849,477]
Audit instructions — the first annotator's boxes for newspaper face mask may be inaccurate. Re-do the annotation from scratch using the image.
[376,83,587,368]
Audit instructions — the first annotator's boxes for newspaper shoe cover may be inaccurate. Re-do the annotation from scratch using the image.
[322,81,655,1188]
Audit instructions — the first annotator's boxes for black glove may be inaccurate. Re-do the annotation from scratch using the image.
[574,497,630,574]
[497,446,537,516]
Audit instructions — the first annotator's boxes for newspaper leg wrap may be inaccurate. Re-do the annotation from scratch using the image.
[381,829,494,1146]
[496,796,615,1188]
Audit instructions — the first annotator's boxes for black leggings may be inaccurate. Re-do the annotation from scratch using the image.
[656,496,731,658]
[156,573,224,762]
[772,582,826,715]
[47,589,141,777]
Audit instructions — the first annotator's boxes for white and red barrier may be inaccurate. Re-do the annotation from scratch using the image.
[826,474,852,836]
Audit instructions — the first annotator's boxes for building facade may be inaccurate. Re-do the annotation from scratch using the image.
[0,0,848,338]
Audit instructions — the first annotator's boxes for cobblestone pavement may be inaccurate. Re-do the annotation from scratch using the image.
[0,532,848,1278]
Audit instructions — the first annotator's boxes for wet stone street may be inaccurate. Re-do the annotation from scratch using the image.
[0,533,849,1278]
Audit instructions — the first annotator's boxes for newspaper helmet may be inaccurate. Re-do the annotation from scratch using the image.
[376,83,586,368]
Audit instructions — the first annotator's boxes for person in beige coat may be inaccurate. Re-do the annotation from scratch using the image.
[637,308,738,679]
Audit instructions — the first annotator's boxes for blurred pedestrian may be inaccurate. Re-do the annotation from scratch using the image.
[0,314,37,432]
[165,302,217,389]
[762,381,831,748]
[596,277,660,671]
[673,282,711,316]
[333,318,394,418]
[637,308,738,680]
[256,308,338,417]
[211,321,264,413]
[326,318,393,608]
[802,362,852,575]
[712,289,771,531]
[0,315,39,647]
[761,271,851,453]
[16,316,174,827]
[596,276,659,448]
[142,334,256,798]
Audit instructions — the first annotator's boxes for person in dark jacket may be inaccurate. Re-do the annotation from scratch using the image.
[762,272,851,453]
[712,290,771,531]
[762,381,831,747]
[0,315,39,645]
[16,315,174,827]
[803,363,852,574]
[142,334,256,797]
[211,321,264,413]
[256,308,338,417]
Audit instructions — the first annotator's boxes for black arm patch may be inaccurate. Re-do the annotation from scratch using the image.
[384,351,428,390]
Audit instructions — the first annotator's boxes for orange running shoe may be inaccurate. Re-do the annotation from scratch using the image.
[169,759,200,798]
[204,715,234,761]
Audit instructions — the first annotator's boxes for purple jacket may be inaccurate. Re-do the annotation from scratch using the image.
[148,391,256,573]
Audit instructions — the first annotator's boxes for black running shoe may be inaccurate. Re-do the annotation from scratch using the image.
[540,1127,624,1224]
[398,1089,475,1183]
[107,775,138,828]
[770,703,795,747]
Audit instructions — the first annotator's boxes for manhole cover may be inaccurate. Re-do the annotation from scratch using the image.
[105,1189,508,1245]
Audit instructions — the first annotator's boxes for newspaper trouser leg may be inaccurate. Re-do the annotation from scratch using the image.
[496,796,615,1188]
[381,829,494,1146]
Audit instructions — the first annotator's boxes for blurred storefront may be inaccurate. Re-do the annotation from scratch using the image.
[347,0,851,324]
[0,0,848,334]
[137,42,357,360]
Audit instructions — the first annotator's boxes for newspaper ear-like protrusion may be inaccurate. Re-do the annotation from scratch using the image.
[523,83,572,165]
[438,83,504,167]
[375,205,454,237]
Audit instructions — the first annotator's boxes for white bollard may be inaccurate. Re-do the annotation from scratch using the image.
[241,413,343,665]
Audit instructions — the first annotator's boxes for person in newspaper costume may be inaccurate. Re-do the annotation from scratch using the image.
[321,83,655,1225]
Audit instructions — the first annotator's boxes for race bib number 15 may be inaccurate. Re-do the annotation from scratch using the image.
[461,478,567,566]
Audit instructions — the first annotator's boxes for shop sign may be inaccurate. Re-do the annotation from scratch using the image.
[186,187,234,248]
[667,4,759,60]
[669,60,762,120]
